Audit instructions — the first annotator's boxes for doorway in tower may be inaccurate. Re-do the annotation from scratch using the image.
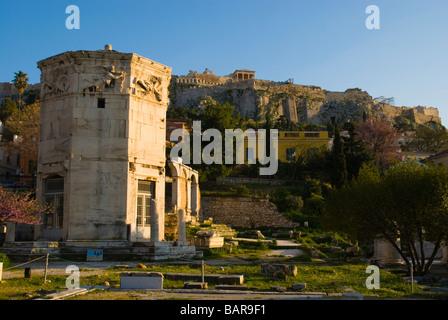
[136,180,155,240]
[42,177,64,241]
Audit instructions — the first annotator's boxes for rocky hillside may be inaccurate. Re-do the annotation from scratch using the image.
[169,77,441,127]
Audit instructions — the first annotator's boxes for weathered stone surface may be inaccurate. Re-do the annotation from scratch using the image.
[169,72,441,126]
[217,275,244,285]
[165,273,244,285]
[291,283,307,291]
[270,286,286,292]
[36,46,171,243]
[120,272,164,289]
[341,292,364,300]
[311,247,320,258]
[215,285,250,291]
[184,282,208,289]
[201,197,297,228]
[260,264,298,278]
[240,230,265,239]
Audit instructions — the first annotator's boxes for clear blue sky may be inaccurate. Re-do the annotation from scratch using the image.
[1,0,447,124]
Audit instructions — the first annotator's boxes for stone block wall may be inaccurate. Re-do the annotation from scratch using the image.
[200,196,296,228]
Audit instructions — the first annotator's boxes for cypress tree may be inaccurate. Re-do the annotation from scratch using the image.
[330,124,348,189]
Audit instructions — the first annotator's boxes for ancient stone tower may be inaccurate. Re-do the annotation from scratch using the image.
[35,45,171,245]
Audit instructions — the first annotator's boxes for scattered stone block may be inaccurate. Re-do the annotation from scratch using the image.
[430,287,448,293]
[164,273,244,285]
[218,275,244,285]
[194,230,225,249]
[215,285,250,291]
[339,286,355,292]
[261,264,297,278]
[289,231,301,239]
[291,283,307,291]
[271,286,286,292]
[345,246,360,256]
[184,282,208,289]
[403,277,419,285]
[341,292,364,300]
[120,272,163,289]
[439,277,448,284]
[241,230,265,239]
[311,247,320,258]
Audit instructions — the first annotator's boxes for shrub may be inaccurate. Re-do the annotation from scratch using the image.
[0,253,11,269]
[303,193,325,216]
[234,184,250,196]
[239,240,269,250]
[271,189,303,213]
[305,179,322,197]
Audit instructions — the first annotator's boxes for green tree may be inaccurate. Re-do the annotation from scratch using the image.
[201,101,242,132]
[192,101,243,181]
[403,124,448,153]
[342,122,375,181]
[329,124,348,189]
[2,102,40,162]
[12,70,29,109]
[324,161,448,276]
[0,97,18,123]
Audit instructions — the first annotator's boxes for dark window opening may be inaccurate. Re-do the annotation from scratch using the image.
[98,98,106,109]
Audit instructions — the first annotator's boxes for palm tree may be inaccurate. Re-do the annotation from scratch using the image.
[12,70,29,121]
[12,71,29,109]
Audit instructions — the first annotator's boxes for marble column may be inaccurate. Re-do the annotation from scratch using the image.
[178,208,187,244]
[150,199,160,243]
[373,237,403,265]
[442,244,448,264]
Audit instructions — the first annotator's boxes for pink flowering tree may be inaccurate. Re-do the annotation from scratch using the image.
[356,118,400,168]
[0,186,51,225]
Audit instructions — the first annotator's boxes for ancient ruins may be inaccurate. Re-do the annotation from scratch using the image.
[3,45,200,260]
[170,68,441,126]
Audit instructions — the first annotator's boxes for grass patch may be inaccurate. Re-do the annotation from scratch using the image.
[2,262,447,300]
[0,275,69,300]
[200,182,304,199]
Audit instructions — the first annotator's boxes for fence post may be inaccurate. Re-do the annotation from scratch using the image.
[43,253,49,283]
[201,260,205,284]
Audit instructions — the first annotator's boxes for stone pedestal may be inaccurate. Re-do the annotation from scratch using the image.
[4,222,15,244]
[442,245,448,264]
[120,272,163,289]
[372,238,403,266]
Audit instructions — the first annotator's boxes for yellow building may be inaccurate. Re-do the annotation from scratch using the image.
[244,131,331,163]
[426,148,448,168]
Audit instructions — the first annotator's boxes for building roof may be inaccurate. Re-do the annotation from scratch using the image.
[426,148,448,161]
